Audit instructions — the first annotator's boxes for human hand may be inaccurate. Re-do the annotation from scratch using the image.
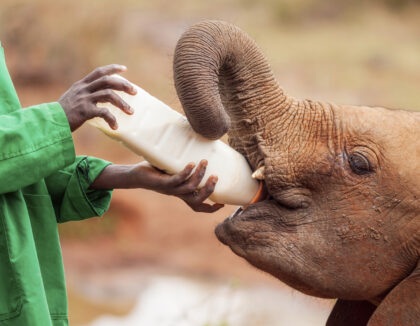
[133,160,224,213]
[90,159,224,213]
[58,64,137,132]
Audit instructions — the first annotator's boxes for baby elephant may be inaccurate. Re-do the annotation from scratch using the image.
[173,21,420,325]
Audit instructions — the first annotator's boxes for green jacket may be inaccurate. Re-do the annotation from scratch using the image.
[0,43,113,325]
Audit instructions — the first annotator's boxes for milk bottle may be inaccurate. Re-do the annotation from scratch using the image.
[89,75,263,206]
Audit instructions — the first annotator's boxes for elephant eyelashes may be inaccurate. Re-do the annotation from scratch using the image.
[349,153,372,175]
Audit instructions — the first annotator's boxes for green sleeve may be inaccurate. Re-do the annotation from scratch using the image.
[0,102,75,194]
[45,156,113,223]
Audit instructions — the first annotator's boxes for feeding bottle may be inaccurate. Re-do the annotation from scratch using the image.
[89,75,263,206]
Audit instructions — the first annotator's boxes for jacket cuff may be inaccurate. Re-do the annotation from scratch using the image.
[59,157,113,222]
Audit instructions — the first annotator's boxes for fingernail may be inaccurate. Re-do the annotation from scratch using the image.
[212,176,218,182]
[120,65,127,70]
[131,87,137,94]
[128,106,134,114]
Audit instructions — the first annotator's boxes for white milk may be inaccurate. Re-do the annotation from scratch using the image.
[89,75,260,205]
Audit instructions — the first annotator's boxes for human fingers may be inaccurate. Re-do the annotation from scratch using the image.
[82,64,127,83]
[181,175,223,212]
[90,89,133,115]
[93,106,118,130]
[165,162,196,187]
[87,75,137,95]
[176,160,207,194]
[186,201,224,213]
[191,175,218,203]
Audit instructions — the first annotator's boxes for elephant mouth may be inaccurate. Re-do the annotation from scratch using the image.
[214,207,248,248]
[228,205,246,220]
[214,186,274,249]
[214,180,300,253]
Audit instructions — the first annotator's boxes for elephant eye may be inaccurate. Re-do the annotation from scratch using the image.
[349,153,372,175]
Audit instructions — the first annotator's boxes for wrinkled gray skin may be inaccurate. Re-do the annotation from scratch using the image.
[173,21,420,325]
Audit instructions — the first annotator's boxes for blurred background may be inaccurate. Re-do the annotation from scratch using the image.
[1,0,420,325]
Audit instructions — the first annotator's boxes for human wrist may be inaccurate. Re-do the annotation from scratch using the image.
[90,164,135,189]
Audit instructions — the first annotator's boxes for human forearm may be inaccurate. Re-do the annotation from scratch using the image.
[89,164,138,189]
[90,161,224,213]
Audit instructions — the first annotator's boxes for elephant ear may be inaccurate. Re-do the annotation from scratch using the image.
[368,261,420,325]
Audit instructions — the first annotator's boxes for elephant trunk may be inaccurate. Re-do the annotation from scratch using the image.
[173,20,287,142]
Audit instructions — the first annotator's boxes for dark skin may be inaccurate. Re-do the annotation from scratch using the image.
[90,160,224,213]
[326,300,377,326]
[58,64,223,212]
[174,21,420,325]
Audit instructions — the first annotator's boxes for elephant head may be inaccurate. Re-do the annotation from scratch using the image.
[173,21,420,325]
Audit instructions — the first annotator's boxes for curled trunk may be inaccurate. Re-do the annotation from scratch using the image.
[173,21,287,144]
